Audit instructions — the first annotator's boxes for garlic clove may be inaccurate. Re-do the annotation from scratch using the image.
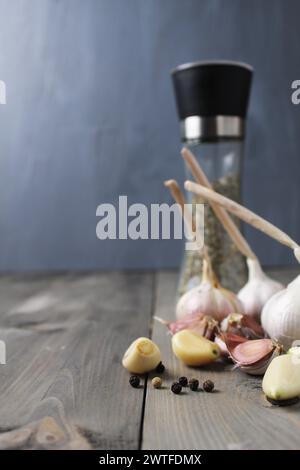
[261,275,300,350]
[240,315,265,338]
[231,339,274,366]
[237,258,284,321]
[221,313,242,332]
[226,338,282,375]
[215,332,247,358]
[122,337,161,374]
[262,353,300,402]
[171,329,220,366]
[221,312,264,339]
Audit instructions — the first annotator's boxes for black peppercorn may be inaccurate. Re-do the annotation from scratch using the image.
[155,361,165,373]
[203,380,214,392]
[129,375,140,388]
[178,376,188,387]
[189,378,199,391]
[171,382,182,394]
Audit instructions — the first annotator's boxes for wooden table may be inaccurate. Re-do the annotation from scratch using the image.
[0,267,299,450]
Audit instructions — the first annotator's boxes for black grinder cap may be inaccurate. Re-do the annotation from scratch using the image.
[171,60,253,120]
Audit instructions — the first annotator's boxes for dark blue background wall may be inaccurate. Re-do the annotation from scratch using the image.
[0,0,300,271]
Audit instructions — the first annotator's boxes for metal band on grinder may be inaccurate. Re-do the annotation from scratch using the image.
[181,116,244,142]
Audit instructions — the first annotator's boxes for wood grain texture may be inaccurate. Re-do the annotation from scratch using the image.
[0,272,154,449]
[142,268,300,450]
[1,268,300,450]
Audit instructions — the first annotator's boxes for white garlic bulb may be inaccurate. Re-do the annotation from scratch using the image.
[261,275,300,350]
[237,258,284,321]
[176,277,244,322]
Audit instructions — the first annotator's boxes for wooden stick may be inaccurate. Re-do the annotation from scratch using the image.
[164,179,194,232]
[164,179,213,275]
[181,147,256,260]
[185,180,300,258]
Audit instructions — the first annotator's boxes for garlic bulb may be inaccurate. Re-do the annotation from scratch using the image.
[237,258,284,321]
[226,337,282,375]
[261,275,300,350]
[181,151,284,322]
[176,261,244,322]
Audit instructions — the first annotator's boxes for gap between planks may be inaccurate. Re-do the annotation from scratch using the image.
[138,271,157,450]
[0,271,155,450]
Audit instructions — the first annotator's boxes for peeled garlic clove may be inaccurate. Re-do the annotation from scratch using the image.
[227,338,282,375]
[122,337,161,374]
[261,275,300,350]
[238,259,284,321]
[171,329,220,366]
[176,280,244,322]
[262,353,300,403]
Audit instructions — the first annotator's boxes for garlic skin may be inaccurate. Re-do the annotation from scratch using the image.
[176,280,244,322]
[155,313,218,340]
[122,337,161,374]
[221,312,265,339]
[262,353,300,402]
[214,335,229,357]
[261,275,300,350]
[237,258,284,321]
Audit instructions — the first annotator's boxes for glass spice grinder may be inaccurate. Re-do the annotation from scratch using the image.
[171,61,253,295]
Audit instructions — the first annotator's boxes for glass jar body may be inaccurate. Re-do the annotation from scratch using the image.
[178,139,247,296]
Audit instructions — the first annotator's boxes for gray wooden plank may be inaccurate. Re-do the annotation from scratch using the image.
[142,268,300,450]
[0,271,154,449]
